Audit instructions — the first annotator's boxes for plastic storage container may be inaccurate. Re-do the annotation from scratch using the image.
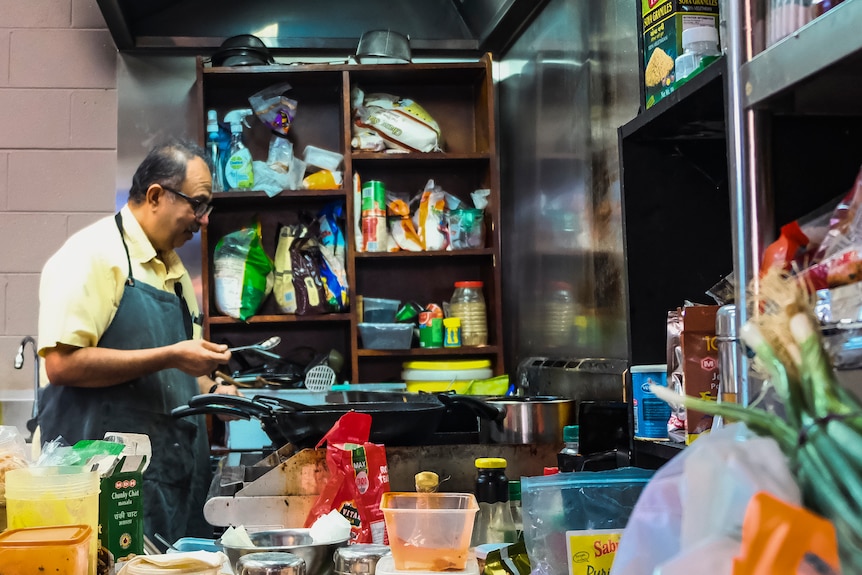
[362,297,401,323]
[302,145,343,172]
[375,554,479,575]
[674,26,721,82]
[5,466,100,575]
[0,524,92,574]
[380,492,478,571]
[521,468,654,575]
[168,537,221,553]
[358,323,412,350]
[449,281,488,346]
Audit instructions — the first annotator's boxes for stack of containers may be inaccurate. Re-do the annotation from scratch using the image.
[5,466,100,575]
[401,359,492,394]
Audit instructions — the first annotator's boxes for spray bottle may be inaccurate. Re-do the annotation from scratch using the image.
[223,108,255,190]
[206,110,226,193]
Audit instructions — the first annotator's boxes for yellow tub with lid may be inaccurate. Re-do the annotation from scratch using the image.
[401,360,507,395]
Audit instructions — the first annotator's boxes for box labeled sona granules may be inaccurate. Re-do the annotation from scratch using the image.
[642,0,720,108]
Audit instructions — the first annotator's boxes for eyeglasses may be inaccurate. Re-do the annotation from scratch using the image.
[161,184,213,219]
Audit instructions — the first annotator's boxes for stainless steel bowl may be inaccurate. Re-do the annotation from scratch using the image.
[238,551,306,575]
[355,30,411,64]
[218,529,348,575]
[333,544,390,574]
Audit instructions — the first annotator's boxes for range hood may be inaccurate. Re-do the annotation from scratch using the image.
[96,0,549,56]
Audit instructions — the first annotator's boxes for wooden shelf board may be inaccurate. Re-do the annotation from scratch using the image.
[208,313,352,325]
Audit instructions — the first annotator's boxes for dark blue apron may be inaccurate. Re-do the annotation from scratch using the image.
[39,212,211,542]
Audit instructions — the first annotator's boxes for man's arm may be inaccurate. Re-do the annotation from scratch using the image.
[44,340,231,388]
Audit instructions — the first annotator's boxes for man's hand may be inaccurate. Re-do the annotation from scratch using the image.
[172,339,231,377]
[197,375,243,421]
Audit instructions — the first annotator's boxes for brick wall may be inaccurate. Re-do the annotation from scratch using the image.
[0,0,118,392]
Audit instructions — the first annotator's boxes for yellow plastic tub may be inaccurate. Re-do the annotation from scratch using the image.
[405,380,473,394]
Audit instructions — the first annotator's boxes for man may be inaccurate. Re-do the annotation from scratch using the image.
[37,138,237,543]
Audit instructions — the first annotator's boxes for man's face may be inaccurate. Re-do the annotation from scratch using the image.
[164,156,213,250]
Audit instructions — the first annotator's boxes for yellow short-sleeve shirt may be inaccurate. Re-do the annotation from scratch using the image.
[38,204,202,358]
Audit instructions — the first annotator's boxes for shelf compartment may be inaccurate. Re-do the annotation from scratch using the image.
[619,57,726,142]
[743,0,862,110]
[202,69,345,164]
[348,59,492,155]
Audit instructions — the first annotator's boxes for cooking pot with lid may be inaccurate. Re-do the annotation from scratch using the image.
[480,396,575,444]
[212,34,275,67]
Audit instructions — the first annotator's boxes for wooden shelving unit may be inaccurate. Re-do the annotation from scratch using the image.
[195,55,504,384]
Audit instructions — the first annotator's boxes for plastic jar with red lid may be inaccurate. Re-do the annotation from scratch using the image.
[450,281,488,346]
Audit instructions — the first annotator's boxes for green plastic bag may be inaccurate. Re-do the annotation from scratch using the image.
[213,220,274,321]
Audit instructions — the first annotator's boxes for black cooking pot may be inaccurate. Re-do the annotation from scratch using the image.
[172,393,449,448]
[211,34,275,67]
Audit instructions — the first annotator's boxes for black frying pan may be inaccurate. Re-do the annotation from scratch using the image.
[172,393,447,448]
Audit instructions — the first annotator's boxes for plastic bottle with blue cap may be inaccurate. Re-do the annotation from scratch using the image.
[206,110,226,193]
[223,108,255,191]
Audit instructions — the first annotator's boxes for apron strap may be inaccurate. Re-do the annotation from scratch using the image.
[114,212,135,286]
[174,282,193,339]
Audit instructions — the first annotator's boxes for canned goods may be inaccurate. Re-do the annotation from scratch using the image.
[361,180,386,215]
[361,214,388,252]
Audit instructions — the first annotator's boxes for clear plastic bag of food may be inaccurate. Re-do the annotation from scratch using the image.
[249,82,298,136]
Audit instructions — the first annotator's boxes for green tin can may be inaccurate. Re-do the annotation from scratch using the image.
[361,180,386,215]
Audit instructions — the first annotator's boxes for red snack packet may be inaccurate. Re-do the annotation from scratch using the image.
[304,412,390,544]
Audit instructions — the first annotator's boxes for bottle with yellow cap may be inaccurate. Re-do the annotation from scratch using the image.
[471,457,517,546]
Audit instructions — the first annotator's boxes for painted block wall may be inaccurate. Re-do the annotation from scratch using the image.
[0,0,118,395]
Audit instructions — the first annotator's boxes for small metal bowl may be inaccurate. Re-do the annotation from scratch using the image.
[333,544,390,574]
[237,551,306,575]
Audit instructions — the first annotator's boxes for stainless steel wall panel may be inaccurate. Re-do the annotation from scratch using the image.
[498,0,639,373]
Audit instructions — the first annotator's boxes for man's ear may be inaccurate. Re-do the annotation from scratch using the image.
[145,183,165,209]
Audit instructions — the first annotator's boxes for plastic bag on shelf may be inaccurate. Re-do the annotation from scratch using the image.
[352,87,442,153]
[213,220,274,320]
[249,81,298,136]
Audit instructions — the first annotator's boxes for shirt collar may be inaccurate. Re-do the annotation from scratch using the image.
[120,205,188,281]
